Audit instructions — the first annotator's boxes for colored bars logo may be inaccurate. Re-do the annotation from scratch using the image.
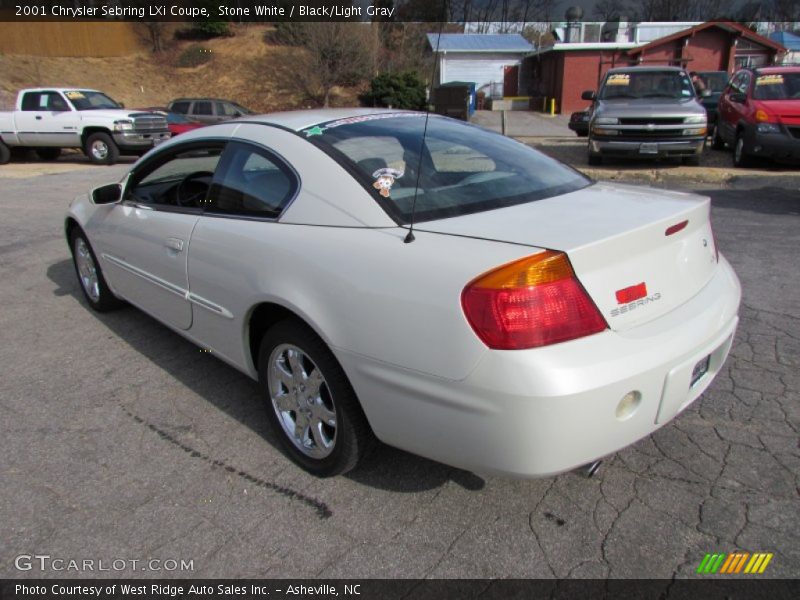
[697,552,773,574]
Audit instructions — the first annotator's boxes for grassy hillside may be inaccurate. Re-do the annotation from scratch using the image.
[0,24,360,113]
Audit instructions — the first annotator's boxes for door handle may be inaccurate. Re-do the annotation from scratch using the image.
[164,238,185,252]
[35,116,43,120]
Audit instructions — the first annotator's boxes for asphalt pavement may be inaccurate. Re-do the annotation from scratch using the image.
[0,163,798,579]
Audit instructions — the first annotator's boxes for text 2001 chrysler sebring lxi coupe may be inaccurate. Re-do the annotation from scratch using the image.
[65,109,741,478]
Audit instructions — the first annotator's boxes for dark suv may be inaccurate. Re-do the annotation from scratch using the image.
[713,66,800,167]
[167,98,254,124]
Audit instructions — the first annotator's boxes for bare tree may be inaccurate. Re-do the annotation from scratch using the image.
[770,0,800,21]
[592,0,630,20]
[290,23,376,108]
[137,22,167,53]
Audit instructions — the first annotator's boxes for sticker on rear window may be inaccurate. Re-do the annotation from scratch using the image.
[372,167,403,198]
[64,91,86,99]
[756,75,784,85]
[606,74,630,86]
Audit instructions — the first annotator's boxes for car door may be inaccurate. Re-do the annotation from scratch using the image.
[185,140,300,363]
[190,100,216,124]
[719,71,750,142]
[14,91,81,147]
[93,137,231,331]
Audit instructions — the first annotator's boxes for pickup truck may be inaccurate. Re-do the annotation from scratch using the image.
[582,66,707,166]
[0,88,171,165]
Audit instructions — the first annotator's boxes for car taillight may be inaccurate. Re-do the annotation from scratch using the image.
[461,250,607,350]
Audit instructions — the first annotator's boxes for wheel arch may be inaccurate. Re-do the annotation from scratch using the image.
[81,127,112,146]
[64,216,81,244]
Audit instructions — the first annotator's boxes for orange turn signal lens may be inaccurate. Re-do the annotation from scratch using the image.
[469,250,575,289]
[755,109,770,122]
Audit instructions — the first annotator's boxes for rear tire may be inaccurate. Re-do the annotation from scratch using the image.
[85,132,119,165]
[35,147,61,161]
[258,319,376,477]
[0,140,10,165]
[69,229,125,312]
[733,132,753,168]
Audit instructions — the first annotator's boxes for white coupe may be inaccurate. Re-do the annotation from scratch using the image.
[65,109,741,478]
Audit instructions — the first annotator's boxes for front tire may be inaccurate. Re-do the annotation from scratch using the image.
[258,319,375,477]
[0,140,10,165]
[85,132,119,165]
[69,229,124,312]
[733,132,753,168]
[36,148,61,161]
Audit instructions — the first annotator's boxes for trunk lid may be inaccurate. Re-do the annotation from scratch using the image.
[421,182,719,332]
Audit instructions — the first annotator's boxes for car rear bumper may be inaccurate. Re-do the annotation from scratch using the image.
[340,256,741,478]
[591,137,705,158]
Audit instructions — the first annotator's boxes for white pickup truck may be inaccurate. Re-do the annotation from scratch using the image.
[0,88,171,165]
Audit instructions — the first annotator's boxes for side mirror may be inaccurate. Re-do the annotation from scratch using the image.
[92,183,122,205]
[729,92,746,104]
[581,90,596,101]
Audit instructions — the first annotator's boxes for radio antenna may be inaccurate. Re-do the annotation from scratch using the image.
[404,10,446,244]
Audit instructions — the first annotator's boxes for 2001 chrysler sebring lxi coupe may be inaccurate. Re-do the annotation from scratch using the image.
[65,109,741,478]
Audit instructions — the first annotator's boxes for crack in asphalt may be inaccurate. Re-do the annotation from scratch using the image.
[119,405,333,519]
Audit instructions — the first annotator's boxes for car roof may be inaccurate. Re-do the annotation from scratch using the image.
[606,66,685,74]
[21,88,101,93]
[238,108,422,133]
[753,65,800,74]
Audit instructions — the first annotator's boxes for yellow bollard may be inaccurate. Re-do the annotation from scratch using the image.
[542,97,547,112]
[550,98,556,116]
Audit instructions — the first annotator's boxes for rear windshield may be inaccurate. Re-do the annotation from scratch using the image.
[303,114,589,224]
[753,72,800,100]
[600,71,695,100]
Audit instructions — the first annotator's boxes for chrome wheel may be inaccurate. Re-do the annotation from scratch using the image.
[74,237,100,303]
[91,140,109,161]
[268,344,337,459]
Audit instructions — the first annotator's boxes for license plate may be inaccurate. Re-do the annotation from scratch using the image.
[691,355,710,387]
[639,143,658,154]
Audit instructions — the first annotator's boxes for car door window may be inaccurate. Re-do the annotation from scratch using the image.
[20,91,67,111]
[207,141,297,218]
[193,101,213,116]
[125,144,225,210]
[170,101,190,114]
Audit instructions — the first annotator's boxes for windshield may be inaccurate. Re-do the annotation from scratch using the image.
[65,91,122,110]
[600,71,695,100]
[166,112,192,124]
[753,72,800,100]
[304,114,590,224]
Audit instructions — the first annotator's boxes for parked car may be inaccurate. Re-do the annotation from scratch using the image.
[0,88,170,165]
[167,97,254,124]
[713,66,800,167]
[65,109,740,478]
[582,67,707,166]
[138,107,205,136]
[568,108,590,137]
[693,71,730,131]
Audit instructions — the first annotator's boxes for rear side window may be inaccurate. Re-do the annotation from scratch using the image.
[208,141,297,218]
[21,92,68,111]
[304,113,589,224]
[193,101,213,116]
[170,101,190,114]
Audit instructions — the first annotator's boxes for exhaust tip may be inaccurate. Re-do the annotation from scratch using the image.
[579,460,602,479]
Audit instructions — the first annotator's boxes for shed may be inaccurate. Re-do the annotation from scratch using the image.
[427,33,534,98]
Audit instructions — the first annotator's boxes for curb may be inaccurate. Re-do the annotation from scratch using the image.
[576,168,800,189]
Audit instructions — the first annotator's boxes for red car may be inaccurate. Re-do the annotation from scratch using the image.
[713,66,800,167]
[138,107,205,136]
